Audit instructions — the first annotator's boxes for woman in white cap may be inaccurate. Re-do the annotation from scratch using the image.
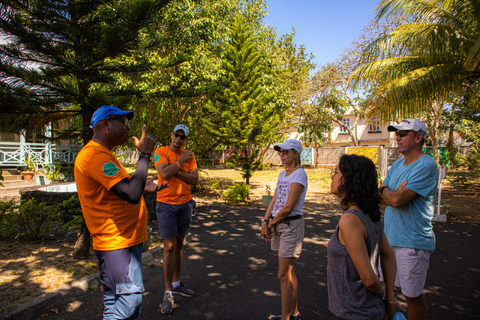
[260,139,308,320]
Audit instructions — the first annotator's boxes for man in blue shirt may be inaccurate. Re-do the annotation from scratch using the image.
[380,119,439,320]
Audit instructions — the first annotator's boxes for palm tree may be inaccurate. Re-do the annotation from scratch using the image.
[350,0,480,162]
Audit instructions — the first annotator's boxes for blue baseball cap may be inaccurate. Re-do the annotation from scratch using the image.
[90,105,134,128]
[173,124,189,137]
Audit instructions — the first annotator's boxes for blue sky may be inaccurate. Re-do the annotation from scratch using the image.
[264,0,381,69]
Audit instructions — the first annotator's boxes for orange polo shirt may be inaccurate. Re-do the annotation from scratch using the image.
[74,141,147,251]
[154,146,197,205]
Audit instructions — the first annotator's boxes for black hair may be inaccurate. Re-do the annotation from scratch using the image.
[337,154,381,221]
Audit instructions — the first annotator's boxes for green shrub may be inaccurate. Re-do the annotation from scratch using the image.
[208,179,222,192]
[61,196,83,233]
[46,165,65,181]
[460,146,480,173]
[223,183,250,204]
[16,199,64,241]
[0,199,17,237]
[0,198,65,240]
[446,147,463,168]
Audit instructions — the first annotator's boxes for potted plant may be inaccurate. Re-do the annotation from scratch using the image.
[262,185,274,209]
[22,157,36,180]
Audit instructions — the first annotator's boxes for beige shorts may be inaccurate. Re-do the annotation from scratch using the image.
[271,218,304,258]
[393,247,432,298]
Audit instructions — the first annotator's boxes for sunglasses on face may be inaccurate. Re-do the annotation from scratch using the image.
[173,132,186,140]
[105,116,129,127]
[331,168,340,176]
[395,130,412,138]
[278,149,290,155]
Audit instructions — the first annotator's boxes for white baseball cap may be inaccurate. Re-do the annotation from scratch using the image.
[173,124,189,137]
[274,139,302,154]
[388,119,427,138]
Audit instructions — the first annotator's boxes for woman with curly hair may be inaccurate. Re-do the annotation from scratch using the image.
[327,154,403,320]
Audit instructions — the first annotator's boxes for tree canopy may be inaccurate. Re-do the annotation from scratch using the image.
[0,0,171,144]
[350,0,480,120]
[203,15,285,184]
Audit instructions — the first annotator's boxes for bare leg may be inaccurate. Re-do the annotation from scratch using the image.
[291,266,298,315]
[172,235,185,283]
[405,294,427,320]
[162,238,176,291]
[277,254,296,320]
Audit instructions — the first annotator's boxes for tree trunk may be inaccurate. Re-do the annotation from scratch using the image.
[72,110,94,259]
[73,219,91,259]
[425,101,442,165]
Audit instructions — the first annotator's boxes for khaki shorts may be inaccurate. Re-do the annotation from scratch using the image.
[393,247,432,298]
[271,218,304,258]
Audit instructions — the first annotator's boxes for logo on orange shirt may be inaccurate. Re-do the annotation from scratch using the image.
[103,162,119,176]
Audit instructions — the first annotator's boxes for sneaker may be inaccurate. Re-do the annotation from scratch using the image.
[270,312,302,320]
[160,291,174,315]
[291,312,302,320]
[172,281,195,297]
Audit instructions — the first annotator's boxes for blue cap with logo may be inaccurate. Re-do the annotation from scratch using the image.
[174,124,189,137]
[90,105,134,128]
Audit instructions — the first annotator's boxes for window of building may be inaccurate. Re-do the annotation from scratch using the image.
[368,119,381,132]
[339,118,350,134]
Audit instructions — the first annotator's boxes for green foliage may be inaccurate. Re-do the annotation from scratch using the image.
[350,0,480,122]
[0,199,17,237]
[0,196,83,240]
[64,215,84,235]
[61,196,83,234]
[223,183,250,204]
[225,149,265,185]
[460,146,480,173]
[208,179,225,194]
[0,0,169,142]
[204,15,285,183]
[14,199,63,241]
[23,156,37,173]
[46,165,65,182]
[446,147,463,168]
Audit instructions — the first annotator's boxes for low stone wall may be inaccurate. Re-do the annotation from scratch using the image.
[20,184,158,222]
[20,185,78,222]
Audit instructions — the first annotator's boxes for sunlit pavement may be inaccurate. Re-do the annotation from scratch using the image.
[31,204,479,320]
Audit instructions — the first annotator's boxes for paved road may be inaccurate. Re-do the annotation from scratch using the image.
[35,204,479,320]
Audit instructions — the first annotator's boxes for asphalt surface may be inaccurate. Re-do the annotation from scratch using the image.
[22,204,480,319]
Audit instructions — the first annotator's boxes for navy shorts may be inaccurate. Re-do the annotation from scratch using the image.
[94,243,144,320]
[156,200,194,240]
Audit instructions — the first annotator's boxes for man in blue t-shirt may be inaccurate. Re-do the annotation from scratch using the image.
[380,118,439,320]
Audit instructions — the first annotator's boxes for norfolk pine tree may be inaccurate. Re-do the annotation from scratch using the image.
[0,0,170,258]
[204,16,284,185]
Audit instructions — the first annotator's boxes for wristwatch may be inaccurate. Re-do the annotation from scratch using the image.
[139,152,152,161]
[380,186,387,195]
[261,219,269,224]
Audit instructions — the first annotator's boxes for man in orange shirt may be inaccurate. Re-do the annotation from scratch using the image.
[154,124,198,315]
[75,105,166,320]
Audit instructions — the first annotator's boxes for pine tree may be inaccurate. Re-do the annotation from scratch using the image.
[204,16,283,185]
[0,0,170,259]
[0,0,169,143]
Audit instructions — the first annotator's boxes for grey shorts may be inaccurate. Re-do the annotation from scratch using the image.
[393,247,432,298]
[156,200,194,240]
[94,243,144,320]
[271,217,305,258]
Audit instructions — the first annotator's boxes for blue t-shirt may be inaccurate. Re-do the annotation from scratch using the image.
[383,154,439,251]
